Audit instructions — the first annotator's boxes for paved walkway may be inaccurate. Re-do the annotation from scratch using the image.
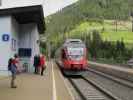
[89,61,133,74]
[0,61,73,100]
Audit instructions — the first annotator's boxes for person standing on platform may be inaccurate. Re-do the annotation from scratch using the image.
[33,55,38,74]
[8,54,19,88]
[40,54,46,76]
[8,58,17,88]
[35,54,40,74]
[37,54,41,74]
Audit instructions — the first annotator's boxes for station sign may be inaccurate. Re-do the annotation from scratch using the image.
[2,34,10,42]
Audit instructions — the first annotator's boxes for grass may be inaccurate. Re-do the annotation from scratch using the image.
[48,20,133,50]
[67,20,133,46]
[101,31,133,44]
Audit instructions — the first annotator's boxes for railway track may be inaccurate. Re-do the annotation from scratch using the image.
[56,59,133,100]
[68,77,115,100]
[68,68,133,100]
[84,68,133,100]
[86,68,133,89]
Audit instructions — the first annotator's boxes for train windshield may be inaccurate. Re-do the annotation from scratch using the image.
[67,47,84,60]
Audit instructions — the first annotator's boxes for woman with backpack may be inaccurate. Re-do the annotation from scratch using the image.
[8,54,19,88]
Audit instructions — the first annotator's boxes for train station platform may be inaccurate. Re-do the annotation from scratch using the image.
[0,61,73,100]
[89,61,133,73]
[89,61,133,82]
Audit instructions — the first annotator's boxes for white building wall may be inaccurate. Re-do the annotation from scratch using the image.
[0,16,12,75]
[19,24,32,49]
[0,0,43,9]
[19,23,40,72]
[30,24,40,57]
[0,16,40,75]
[11,17,19,56]
[19,23,40,57]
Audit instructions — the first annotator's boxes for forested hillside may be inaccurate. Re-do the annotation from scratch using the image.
[43,0,133,63]
[46,0,133,36]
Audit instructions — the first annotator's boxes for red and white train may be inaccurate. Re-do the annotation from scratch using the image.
[56,39,88,75]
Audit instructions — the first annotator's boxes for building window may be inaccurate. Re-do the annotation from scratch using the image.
[18,48,32,57]
[11,39,17,51]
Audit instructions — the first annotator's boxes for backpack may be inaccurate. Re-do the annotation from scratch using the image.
[8,58,12,71]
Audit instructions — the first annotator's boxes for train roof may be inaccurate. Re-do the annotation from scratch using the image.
[65,39,82,44]
[63,39,85,48]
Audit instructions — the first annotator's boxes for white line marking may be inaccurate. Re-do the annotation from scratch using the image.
[58,64,75,100]
[52,61,57,100]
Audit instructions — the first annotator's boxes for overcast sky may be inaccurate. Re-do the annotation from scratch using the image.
[0,0,78,17]
[43,0,78,17]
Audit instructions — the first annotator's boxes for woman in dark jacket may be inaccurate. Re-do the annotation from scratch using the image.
[34,55,40,74]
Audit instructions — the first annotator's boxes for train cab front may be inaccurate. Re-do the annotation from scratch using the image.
[61,43,88,75]
[62,55,88,75]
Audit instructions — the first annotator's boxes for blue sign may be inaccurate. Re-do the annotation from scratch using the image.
[2,34,10,42]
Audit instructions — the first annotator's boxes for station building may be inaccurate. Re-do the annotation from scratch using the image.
[0,0,45,75]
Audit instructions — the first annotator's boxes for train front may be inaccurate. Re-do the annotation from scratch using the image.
[62,45,88,75]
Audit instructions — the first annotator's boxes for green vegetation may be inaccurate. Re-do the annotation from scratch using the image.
[86,30,133,64]
[67,21,133,44]
[42,0,133,63]
[46,0,133,37]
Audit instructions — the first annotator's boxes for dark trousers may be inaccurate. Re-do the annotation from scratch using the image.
[41,66,46,75]
[34,66,38,74]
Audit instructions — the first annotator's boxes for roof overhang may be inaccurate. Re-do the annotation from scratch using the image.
[0,5,45,34]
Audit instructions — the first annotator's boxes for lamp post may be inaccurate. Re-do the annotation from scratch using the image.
[130,12,133,32]
[39,33,51,60]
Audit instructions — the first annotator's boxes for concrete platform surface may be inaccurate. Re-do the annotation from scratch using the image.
[0,61,73,100]
[89,61,133,73]
[0,76,8,80]
[89,61,133,82]
[52,61,73,100]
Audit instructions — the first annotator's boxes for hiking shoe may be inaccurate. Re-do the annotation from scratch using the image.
[11,86,17,88]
